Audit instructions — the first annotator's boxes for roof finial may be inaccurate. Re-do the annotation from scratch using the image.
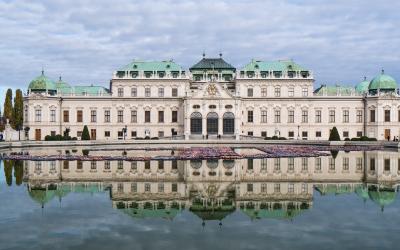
[202,51,206,58]
[41,66,44,76]
[59,75,62,81]
[381,69,385,74]
[219,52,222,58]
[364,76,367,81]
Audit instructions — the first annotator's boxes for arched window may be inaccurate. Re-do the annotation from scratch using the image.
[223,160,235,169]
[206,159,218,169]
[190,160,202,169]
[223,112,235,134]
[190,112,202,134]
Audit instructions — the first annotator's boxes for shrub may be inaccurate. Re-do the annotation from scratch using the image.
[278,137,287,140]
[82,149,89,156]
[264,137,271,140]
[81,125,90,140]
[271,135,279,140]
[329,127,341,141]
[344,138,350,141]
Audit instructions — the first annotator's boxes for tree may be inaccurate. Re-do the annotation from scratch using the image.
[81,125,90,140]
[3,88,13,125]
[12,89,23,130]
[0,110,4,132]
[4,160,13,186]
[13,160,24,186]
[329,127,341,141]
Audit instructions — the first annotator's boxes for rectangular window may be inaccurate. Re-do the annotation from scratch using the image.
[145,87,151,97]
[398,110,400,122]
[343,110,349,123]
[329,110,335,123]
[50,110,56,122]
[370,158,375,171]
[131,110,137,123]
[77,131,82,137]
[288,131,294,138]
[343,157,349,170]
[274,158,280,170]
[158,160,164,170]
[77,110,83,123]
[357,131,363,137]
[316,131,322,137]
[302,110,308,123]
[91,161,97,170]
[288,87,294,97]
[247,88,253,97]
[356,157,363,171]
[131,161,137,171]
[261,88,267,97]
[384,110,391,122]
[145,183,151,192]
[35,109,41,122]
[343,131,349,138]
[329,158,335,170]
[261,131,267,137]
[261,111,267,123]
[131,183,137,193]
[288,110,294,123]
[302,87,308,97]
[288,183,294,193]
[105,131,110,137]
[63,110,69,123]
[158,111,164,123]
[172,110,178,123]
[172,183,178,192]
[357,110,363,123]
[288,158,294,171]
[247,131,253,136]
[145,161,151,169]
[274,183,280,193]
[158,183,164,193]
[247,183,253,192]
[131,87,137,97]
[274,110,281,123]
[302,131,308,138]
[261,183,267,193]
[248,159,253,170]
[91,110,97,123]
[315,158,321,170]
[172,88,178,97]
[104,110,110,123]
[370,110,376,122]
[315,110,322,123]
[145,111,150,123]
[118,88,124,97]
[302,158,308,170]
[104,161,110,170]
[158,131,164,138]
[158,87,164,97]
[384,159,390,171]
[247,110,253,123]
[261,158,267,170]
[274,87,281,97]
[117,110,124,123]
[131,131,137,138]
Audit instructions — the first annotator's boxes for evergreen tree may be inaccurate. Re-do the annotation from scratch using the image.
[13,160,24,186]
[4,160,13,186]
[329,127,341,141]
[81,125,91,140]
[0,110,4,132]
[3,89,13,125]
[12,89,23,130]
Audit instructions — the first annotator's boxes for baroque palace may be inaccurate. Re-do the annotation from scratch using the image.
[24,55,400,141]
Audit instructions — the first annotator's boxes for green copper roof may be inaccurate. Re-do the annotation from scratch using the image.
[28,72,56,90]
[355,185,369,201]
[119,60,182,72]
[355,78,370,93]
[368,70,397,91]
[55,76,70,89]
[242,59,308,72]
[314,85,355,96]
[58,85,110,96]
[121,208,182,220]
[241,208,306,220]
[315,184,353,195]
[190,58,235,71]
[368,187,396,208]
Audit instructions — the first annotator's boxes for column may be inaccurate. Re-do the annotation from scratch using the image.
[218,116,223,136]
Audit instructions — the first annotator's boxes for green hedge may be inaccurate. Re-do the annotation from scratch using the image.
[45,135,78,141]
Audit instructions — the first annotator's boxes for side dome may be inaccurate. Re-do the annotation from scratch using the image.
[55,76,70,89]
[368,70,397,92]
[28,71,56,91]
[355,77,369,94]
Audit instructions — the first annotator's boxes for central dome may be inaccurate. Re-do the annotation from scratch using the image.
[368,70,397,92]
[28,72,56,91]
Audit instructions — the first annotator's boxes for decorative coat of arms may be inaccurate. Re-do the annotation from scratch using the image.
[207,84,217,96]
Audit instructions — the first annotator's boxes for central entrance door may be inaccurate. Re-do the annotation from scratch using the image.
[207,112,218,134]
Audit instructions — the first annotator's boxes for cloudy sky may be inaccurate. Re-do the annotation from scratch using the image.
[0,0,399,105]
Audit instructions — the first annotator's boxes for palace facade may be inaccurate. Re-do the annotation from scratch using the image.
[24,55,400,141]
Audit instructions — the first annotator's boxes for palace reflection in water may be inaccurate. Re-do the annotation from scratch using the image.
[11,149,399,222]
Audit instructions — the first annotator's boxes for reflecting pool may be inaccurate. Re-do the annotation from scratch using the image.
[1,147,400,250]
